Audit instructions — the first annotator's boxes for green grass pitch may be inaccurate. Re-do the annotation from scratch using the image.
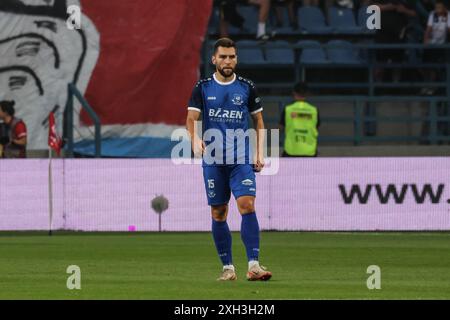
[0,231,449,299]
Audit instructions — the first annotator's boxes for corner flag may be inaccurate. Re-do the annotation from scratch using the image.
[48,112,62,156]
[47,111,61,236]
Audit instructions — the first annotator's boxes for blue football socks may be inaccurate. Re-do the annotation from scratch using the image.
[212,219,233,266]
[240,212,260,262]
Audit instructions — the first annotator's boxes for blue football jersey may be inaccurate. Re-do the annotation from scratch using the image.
[188,73,263,166]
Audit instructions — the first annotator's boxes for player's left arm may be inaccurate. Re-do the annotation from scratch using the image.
[248,82,265,172]
[251,111,265,172]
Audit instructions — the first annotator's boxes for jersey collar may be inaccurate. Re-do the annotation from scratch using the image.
[213,73,236,86]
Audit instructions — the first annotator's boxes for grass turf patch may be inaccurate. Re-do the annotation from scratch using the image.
[0,231,449,299]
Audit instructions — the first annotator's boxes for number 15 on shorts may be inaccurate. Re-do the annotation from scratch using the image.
[208,179,215,189]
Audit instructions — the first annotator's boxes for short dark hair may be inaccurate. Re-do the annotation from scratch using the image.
[213,37,236,54]
[293,82,308,96]
[0,100,15,117]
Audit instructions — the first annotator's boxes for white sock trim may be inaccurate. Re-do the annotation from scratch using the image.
[223,265,235,272]
[248,260,259,270]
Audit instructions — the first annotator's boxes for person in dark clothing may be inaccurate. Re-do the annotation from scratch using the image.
[373,0,417,81]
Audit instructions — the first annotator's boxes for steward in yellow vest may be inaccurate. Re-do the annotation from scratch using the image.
[279,82,319,157]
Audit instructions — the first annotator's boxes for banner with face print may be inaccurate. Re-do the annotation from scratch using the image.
[0,0,211,156]
[0,0,99,150]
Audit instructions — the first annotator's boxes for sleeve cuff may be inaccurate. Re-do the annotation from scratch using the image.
[250,108,263,115]
[187,107,201,112]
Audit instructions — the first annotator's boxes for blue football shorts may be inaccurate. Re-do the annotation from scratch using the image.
[202,164,256,206]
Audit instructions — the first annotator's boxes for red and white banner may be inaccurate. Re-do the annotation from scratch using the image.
[0,0,211,153]
[81,0,210,127]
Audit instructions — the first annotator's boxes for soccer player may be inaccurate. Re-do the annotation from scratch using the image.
[186,38,272,281]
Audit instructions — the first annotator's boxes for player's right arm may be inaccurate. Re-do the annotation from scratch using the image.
[186,83,205,156]
[186,110,205,155]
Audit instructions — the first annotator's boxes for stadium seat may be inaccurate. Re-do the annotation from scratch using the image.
[328,6,363,34]
[269,7,298,34]
[298,6,333,34]
[265,40,295,64]
[228,25,242,35]
[236,40,266,64]
[326,40,363,64]
[298,40,329,64]
[228,6,259,35]
[238,5,259,34]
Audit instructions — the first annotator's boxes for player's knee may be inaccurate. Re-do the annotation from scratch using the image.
[211,205,228,221]
[237,199,255,214]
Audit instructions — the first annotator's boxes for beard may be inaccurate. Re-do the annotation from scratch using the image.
[217,66,235,78]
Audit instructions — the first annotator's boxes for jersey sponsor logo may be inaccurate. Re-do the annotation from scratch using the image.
[231,93,244,106]
[207,96,216,100]
[171,126,281,175]
[241,179,253,186]
[208,108,244,120]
